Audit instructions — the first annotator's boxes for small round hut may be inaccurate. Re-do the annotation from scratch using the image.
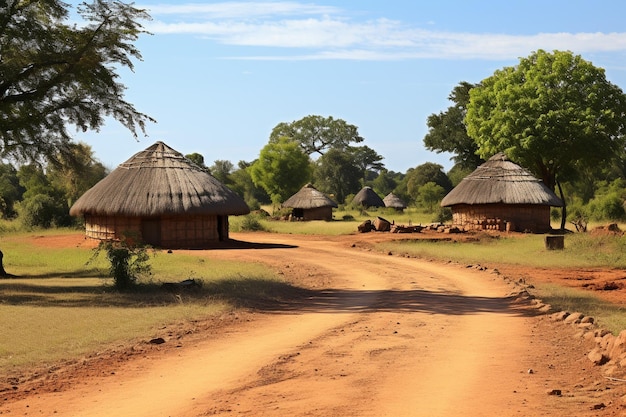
[440,152,562,232]
[383,192,407,211]
[70,141,250,248]
[282,183,337,221]
[352,186,384,208]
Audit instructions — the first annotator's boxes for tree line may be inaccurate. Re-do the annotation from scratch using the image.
[2,2,626,231]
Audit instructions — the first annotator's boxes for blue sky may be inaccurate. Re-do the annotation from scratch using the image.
[74,1,626,173]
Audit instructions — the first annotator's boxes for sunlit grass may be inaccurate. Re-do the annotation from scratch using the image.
[533,284,626,334]
[0,231,288,372]
[376,232,626,269]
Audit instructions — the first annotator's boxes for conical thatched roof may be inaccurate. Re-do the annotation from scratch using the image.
[383,192,407,209]
[440,153,562,207]
[282,183,338,209]
[352,186,385,208]
[70,141,250,217]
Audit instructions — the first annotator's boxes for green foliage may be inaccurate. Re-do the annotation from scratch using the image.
[250,137,312,203]
[313,148,362,203]
[466,50,626,191]
[0,163,23,218]
[15,194,70,228]
[402,163,452,205]
[417,182,446,212]
[270,115,364,156]
[423,81,484,169]
[0,0,154,162]
[235,214,267,232]
[46,142,108,207]
[587,193,626,221]
[91,235,152,290]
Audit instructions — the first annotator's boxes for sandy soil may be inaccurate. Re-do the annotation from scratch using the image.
[2,230,626,416]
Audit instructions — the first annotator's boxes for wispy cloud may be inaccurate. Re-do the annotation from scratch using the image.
[140,2,626,61]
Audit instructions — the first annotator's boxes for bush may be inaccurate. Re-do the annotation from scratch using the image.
[588,193,626,221]
[237,214,266,231]
[91,234,152,290]
[15,194,70,228]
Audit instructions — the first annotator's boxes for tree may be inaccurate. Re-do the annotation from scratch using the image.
[185,153,208,170]
[424,82,484,169]
[209,160,234,185]
[47,142,107,207]
[404,162,452,201]
[270,115,364,156]
[0,163,23,218]
[313,148,362,204]
[466,50,626,193]
[418,182,446,212]
[250,137,312,204]
[349,145,385,185]
[229,160,270,210]
[0,0,154,162]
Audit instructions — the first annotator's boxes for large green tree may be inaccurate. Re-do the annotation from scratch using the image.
[270,115,364,156]
[0,0,154,162]
[466,50,626,192]
[424,81,484,169]
[250,137,312,204]
[313,148,361,204]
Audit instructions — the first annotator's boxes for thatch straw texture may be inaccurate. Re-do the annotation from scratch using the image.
[70,141,250,217]
[440,153,562,207]
[352,186,384,208]
[282,183,338,209]
[383,193,407,210]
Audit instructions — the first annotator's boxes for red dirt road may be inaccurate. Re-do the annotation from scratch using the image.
[2,232,625,416]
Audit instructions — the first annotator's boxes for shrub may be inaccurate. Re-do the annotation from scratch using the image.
[237,214,266,231]
[91,234,152,290]
[15,194,70,228]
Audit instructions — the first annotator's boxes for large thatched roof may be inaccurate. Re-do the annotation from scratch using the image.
[383,192,407,209]
[282,183,338,209]
[352,186,385,208]
[70,141,250,217]
[440,153,563,207]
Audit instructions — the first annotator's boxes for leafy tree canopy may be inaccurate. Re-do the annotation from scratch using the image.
[423,81,484,169]
[250,137,312,204]
[466,50,626,191]
[270,115,364,156]
[313,147,362,204]
[0,0,154,162]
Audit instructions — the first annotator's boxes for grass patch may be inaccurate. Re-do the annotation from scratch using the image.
[0,232,303,373]
[230,207,437,236]
[533,284,626,334]
[376,232,626,269]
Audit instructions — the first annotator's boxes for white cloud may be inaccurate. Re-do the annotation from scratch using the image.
[140,2,626,61]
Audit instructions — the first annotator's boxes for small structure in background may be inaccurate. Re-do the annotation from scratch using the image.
[383,192,407,212]
[440,152,562,233]
[70,141,250,248]
[282,183,337,221]
[352,186,385,208]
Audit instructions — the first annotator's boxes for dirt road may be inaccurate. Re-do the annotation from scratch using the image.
[2,232,622,416]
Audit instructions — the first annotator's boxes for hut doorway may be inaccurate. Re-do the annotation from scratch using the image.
[141,219,161,246]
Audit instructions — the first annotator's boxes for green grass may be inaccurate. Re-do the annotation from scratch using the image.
[230,207,437,235]
[532,284,626,334]
[0,230,293,372]
[376,232,626,269]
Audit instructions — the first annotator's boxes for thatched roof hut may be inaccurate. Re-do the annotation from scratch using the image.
[440,152,562,232]
[352,186,384,208]
[282,183,337,220]
[70,141,250,248]
[383,193,407,211]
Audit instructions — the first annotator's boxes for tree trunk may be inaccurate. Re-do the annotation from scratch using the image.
[556,180,567,231]
[0,250,7,277]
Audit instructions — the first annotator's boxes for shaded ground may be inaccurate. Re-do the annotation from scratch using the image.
[1,230,626,416]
